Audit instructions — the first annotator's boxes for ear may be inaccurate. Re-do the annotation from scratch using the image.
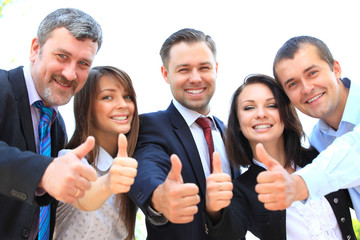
[29,38,40,63]
[333,60,342,80]
[161,65,170,84]
[215,62,218,77]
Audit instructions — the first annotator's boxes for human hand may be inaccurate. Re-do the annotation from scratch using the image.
[255,143,308,210]
[39,136,98,203]
[107,134,138,194]
[151,154,200,224]
[205,152,233,220]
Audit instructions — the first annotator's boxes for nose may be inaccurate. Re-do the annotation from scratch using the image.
[301,79,314,95]
[189,68,201,83]
[117,96,128,108]
[62,63,77,80]
[255,107,268,119]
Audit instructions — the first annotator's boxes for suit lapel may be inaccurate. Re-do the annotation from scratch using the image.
[9,67,36,152]
[167,103,207,196]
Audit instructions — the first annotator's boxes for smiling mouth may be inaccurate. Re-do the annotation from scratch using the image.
[185,88,205,94]
[254,124,272,130]
[306,93,324,103]
[111,116,128,121]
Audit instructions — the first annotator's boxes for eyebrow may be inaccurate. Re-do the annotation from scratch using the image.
[241,97,275,104]
[174,61,212,69]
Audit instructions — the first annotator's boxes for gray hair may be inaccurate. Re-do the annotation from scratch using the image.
[37,8,103,52]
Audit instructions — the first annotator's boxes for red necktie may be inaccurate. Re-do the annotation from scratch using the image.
[196,117,215,173]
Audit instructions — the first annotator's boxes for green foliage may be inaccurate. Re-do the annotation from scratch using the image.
[0,0,14,17]
[353,218,360,239]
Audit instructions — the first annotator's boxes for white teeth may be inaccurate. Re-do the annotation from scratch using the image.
[307,93,324,103]
[112,116,127,121]
[254,124,271,130]
[186,89,204,94]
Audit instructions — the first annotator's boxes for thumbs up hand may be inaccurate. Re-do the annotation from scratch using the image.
[255,143,309,210]
[39,136,98,203]
[205,152,233,219]
[151,154,200,224]
[107,133,138,194]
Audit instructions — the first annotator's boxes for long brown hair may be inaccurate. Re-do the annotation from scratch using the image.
[66,66,139,240]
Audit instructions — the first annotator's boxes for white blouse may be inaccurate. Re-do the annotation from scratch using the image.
[54,147,127,240]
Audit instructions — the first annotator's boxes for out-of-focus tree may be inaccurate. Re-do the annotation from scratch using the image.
[0,0,14,17]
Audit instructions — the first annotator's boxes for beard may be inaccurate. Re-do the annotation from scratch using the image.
[43,74,78,106]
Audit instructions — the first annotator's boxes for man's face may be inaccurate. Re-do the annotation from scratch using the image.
[161,41,218,115]
[274,44,344,123]
[30,27,98,106]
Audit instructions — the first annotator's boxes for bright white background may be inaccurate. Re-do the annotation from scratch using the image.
[1,0,359,239]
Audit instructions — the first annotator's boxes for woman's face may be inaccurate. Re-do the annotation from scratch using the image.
[236,83,284,148]
[92,76,135,144]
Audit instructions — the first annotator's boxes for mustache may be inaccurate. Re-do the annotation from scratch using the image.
[51,74,77,88]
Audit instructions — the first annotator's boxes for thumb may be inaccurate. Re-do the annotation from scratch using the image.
[255,143,279,170]
[167,154,183,184]
[212,152,223,174]
[72,136,95,160]
[117,133,128,157]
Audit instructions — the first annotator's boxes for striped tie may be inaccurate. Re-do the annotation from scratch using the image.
[33,100,54,240]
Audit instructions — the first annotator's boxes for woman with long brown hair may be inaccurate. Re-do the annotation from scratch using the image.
[55,66,139,240]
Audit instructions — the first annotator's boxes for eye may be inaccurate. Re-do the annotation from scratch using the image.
[102,95,112,100]
[123,95,132,100]
[58,54,67,60]
[178,68,188,73]
[309,70,318,76]
[268,103,278,108]
[79,61,90,67]
[200,66,210,70]
[244,106,254,111]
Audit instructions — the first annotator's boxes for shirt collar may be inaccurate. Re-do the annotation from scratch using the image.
[341,78,360,126]
[172,99,215,127]
[96,146,114,172]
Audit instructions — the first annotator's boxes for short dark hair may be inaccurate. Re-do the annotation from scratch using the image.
[273,36,334,80]
[225,74,305,169]
[159,28,216,68]
[37,8,103,52]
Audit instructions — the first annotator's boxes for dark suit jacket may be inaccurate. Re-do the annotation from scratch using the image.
[205,163,356,240]
[128,102,240,240]
[0,67,67,239]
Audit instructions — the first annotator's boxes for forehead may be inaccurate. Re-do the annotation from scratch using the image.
[238,83,273,102]
[275,45,322,79]
[168,41,215,65]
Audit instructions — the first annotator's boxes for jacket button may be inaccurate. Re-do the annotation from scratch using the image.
[22,228,29,238]
[347,235,351,240]
[333,197,339,204]
[341,217,346,223]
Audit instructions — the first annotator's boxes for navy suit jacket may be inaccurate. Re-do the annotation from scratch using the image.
[0,67,67,239]
[128,102,240,240]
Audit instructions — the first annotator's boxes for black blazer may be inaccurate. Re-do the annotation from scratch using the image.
[205,163,356,240]
[0,67,67,239]
[128,102,240,240]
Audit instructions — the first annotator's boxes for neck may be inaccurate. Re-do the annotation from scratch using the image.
[252,137,286,167]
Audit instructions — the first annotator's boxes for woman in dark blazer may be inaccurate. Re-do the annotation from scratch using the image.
[204,74,356,240]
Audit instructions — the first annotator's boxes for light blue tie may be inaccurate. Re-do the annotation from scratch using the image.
[33,100,54,240]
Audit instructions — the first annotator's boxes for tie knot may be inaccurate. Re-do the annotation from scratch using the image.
[196,117,212,130]
[33,100,54,123]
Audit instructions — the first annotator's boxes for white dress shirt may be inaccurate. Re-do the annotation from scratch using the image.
[173,99,231,178]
